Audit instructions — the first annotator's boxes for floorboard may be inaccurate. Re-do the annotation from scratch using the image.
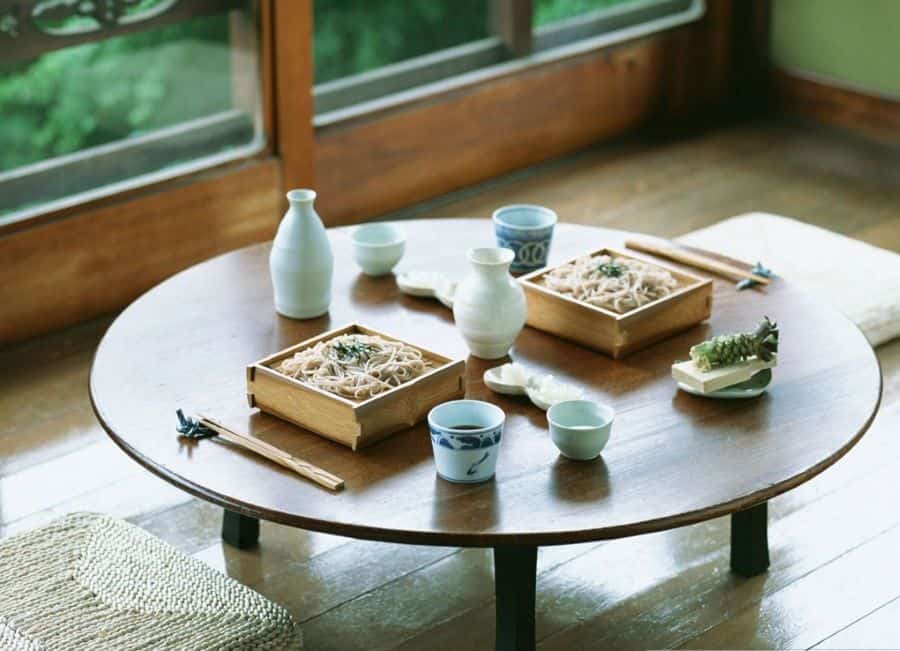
[814,595,900,649]
[681,525,900,650]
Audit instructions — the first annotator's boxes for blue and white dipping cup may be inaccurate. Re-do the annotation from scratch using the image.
[492,204,558,273]
[427,400,505,483]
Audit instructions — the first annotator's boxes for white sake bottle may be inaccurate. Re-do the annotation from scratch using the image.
[453,247,526,359]
[270,189,334,319]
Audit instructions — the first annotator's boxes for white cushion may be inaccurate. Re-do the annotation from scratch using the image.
[678,212,900,347]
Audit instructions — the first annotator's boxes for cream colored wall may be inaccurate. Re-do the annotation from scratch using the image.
[771,0,900,97]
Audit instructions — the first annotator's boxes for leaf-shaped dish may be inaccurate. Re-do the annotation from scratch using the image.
[677,368,772,399]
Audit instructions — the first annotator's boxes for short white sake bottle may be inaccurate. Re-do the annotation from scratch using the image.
[453,247,527,359]
[270,189,334,319]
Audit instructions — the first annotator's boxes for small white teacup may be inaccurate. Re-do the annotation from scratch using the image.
[428,400,505,483]
[547,400,614,460]
[351,223,406,276]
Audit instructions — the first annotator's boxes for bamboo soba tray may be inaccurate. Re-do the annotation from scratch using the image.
[246,323,465,450]
[519,247,713,359]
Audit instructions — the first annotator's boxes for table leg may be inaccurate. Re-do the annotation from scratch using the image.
[494,545,538,651]
[222,509,259,549]
[730,501,769,576]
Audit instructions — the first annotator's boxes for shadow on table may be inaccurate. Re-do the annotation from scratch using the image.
[394,290,455,324]
[550,456,611,503]
[350,273,404,307]
[429,476,500,532]
[670,388,773,434]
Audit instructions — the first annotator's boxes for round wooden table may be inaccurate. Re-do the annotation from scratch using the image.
[90,219,882,651]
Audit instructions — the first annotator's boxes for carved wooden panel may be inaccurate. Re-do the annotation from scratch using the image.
[0,0,246,61]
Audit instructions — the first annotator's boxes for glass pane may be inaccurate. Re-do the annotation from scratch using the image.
[534,0,639,27]
[0,1,263,224]
[314,0,490,84]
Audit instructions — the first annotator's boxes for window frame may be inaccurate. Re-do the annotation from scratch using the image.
[309,0,730,224]
[0,0,312,345]
[0,0,280,234]
[0,110,265,228]
[313,0,703,124]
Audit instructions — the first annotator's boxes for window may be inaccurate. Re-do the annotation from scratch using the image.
[533,0,701,51]
[313,0,703,121]
[0,0,264,226]
[313,0,496,115]
[1,0,738,342]
[535,0,639,26]
[313,0,491,84]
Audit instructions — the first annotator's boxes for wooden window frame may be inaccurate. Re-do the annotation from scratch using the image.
[0,0,280,233]
[0,110,263,228]
[313,0,703,123]
[0,0,313,344]
[309,0,740,224]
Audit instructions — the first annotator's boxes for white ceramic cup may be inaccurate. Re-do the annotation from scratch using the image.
[427,400,505,483]
[351,223,406,276]
[547,400,614,460]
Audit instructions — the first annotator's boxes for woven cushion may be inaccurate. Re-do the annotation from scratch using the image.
[0,513,301,650]
[678,212,900,346]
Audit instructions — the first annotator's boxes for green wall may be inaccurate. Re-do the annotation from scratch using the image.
[771,0,900,97]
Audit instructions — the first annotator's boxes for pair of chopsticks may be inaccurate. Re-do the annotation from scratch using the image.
[625,238,772,286]
[176,410,344,491]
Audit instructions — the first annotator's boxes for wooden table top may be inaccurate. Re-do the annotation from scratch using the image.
[90,219,882,547]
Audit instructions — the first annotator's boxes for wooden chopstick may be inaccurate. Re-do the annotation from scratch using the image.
[198,415,345,491]
[624,238,771,285]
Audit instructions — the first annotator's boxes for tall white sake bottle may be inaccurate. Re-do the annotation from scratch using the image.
[270,189,333,319]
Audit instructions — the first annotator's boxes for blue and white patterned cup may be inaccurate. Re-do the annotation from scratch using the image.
[427,400,505,483]
[492,204,558,273]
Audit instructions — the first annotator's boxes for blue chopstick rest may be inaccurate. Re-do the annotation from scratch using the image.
[736,261,775,291]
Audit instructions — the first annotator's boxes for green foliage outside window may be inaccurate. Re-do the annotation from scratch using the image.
[0,0,634,174]
[534,0,633,26]
[0,16,232,172]
[313,0,489,84]
[312,0,633,83]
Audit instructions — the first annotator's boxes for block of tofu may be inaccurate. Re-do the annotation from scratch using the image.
[671,355,777,394]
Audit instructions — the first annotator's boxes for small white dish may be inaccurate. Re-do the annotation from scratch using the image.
[396,270,457,308]
[396,270,443,296]
[525,375,584,411]
[351,223,406,276]
[525,386,553,410]
[547,400,614,460]
[483,364,583,411]
[483,363,531,395]
[435,282,457,308]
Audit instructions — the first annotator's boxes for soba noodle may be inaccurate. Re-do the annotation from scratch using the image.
[542,254,678,313]
[275,334,431,401]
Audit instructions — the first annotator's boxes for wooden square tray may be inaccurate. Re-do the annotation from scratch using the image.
[246,323,465,450]
[519,247,713,358]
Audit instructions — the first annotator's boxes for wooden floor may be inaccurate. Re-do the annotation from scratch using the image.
[3,118,900,650]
